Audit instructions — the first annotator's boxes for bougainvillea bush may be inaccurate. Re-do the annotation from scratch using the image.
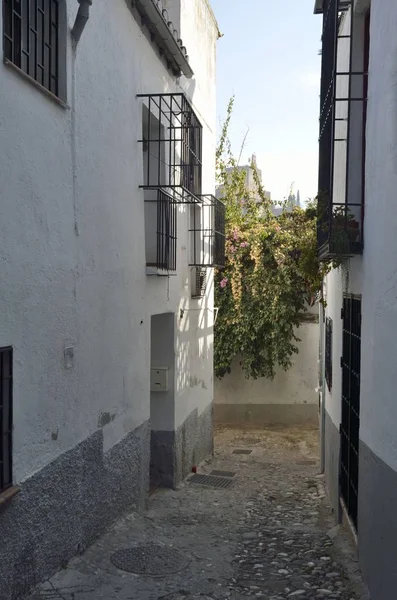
[214,99,328,380]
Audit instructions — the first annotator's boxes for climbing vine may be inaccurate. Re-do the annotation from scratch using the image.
[214,98,330,380]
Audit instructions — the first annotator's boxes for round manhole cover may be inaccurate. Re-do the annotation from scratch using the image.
[110,543,190,575]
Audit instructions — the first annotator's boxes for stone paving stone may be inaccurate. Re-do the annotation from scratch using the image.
[24,427,369,600]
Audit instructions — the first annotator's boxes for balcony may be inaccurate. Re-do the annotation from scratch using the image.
[138,93,202,205]
[317,0,367,260]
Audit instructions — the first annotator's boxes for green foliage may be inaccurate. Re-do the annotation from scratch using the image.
[214,98,329,380]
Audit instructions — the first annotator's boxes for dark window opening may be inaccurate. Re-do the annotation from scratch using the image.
[317,0,368,260]
[3,0,64,98]
[325,317,333,392]
[0,347,13,494]
[138,93,203,204]
[189,195,226,268]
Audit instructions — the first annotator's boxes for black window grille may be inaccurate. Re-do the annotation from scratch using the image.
[0,347,13,494]
[138,93,202,203]
[317,0,367,259]
[191,268,207,299]
[145,188,177,272]
[325,317,333,392]
[3,0,63,98]
[189,195,226,268]
[340,294,361,530]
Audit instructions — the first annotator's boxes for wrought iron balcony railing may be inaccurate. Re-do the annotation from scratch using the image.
[138,93,202,204]
[317,0,368,260]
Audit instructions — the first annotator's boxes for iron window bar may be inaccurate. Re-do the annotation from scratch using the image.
[3,0,60,97]
[145,188,177,273]
[325,317,333,392]
[138,93,203,204]
[191,267,207,299]
[0,347,13,494]
[340,294,361,530]
[189,195,226,268]
[317,0,366,260]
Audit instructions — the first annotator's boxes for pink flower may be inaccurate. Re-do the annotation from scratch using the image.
[240,242,248,248]
[233,229,239,241]
[230,245,236,253]
[220,277,228,288]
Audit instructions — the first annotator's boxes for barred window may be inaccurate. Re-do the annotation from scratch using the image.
[3,0,66,100]
[0,347,13,494]
[325,317,332,392]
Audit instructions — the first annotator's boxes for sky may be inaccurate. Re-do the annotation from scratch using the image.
[210,0,322,203]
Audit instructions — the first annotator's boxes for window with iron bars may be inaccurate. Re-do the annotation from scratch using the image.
[317,0,369,260]
[3,0,66,100]
[191,268,207,299]
[145,188,177,273]
[138,93,203,204]
[325,317,333,392]
[0,347,13,494]
[189,195,226,268]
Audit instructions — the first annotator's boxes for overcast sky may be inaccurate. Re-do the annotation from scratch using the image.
[210,0,322,203]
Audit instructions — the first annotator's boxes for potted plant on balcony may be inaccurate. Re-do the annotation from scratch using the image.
[332,207,360,243]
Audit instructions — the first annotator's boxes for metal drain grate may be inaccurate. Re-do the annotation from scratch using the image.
[210,470,236,478]
[188,474,233,489]
[233,449,252,455]
[110,543,190,575]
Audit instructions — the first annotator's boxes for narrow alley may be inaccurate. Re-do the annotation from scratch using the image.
[25,427,368,600]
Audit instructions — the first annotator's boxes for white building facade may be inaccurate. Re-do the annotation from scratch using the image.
[0,1,221,597]
[315,1,397,597]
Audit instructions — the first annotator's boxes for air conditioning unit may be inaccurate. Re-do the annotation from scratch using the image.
[191,267,207,298]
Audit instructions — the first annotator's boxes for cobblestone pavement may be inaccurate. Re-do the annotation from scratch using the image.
[25,426,369,600]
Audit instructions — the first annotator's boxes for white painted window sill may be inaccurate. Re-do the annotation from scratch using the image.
[3,58,69,109]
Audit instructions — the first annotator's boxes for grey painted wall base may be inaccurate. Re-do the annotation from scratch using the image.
[324,410,341,519]
[214,403,318,427]
[151,402,213,489]
[0,420,150,600]
[358,441,397,600]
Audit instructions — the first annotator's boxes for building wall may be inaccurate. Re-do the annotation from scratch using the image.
[214,311,320,426]
[318,1,397,598]
[357,0,397,597]
[0,0,218,597]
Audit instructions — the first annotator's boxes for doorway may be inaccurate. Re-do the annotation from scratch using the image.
[150,313,175,491]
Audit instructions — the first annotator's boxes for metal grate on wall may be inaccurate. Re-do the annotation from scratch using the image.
[138,93,202,204]
[0,347,13,494]
[340,294,361,530]
[3,0,60,96]
[146,188,177,272]
[189,195,226,268]
[325,317,333,391]
[317,0,366,259]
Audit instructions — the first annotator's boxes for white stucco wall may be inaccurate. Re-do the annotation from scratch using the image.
[0,0,218,482]
[322,257,363,429]
[322,0,397,474]
[214,316,320,424]
[359,0,397,472]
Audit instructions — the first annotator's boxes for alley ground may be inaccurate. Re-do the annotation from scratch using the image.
[25,426,369,600]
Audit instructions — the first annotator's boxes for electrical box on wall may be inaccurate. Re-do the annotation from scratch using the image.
[150,367,169,392]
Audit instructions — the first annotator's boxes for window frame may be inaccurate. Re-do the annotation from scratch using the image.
[2,0,67,102]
